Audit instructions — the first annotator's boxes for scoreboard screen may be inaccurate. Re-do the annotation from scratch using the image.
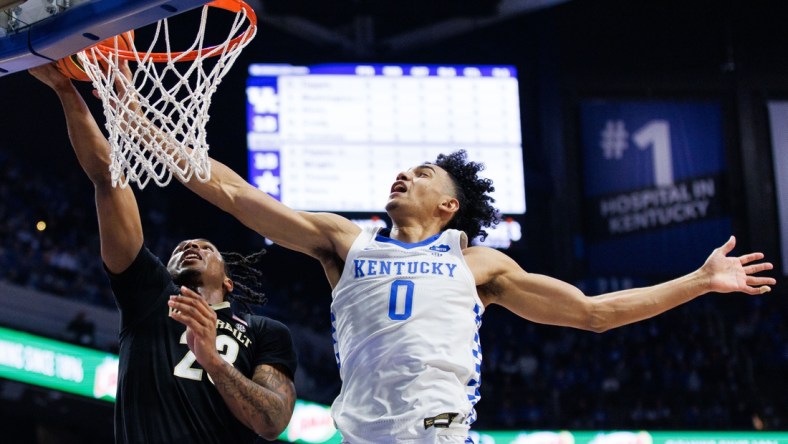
[245,63,526,214]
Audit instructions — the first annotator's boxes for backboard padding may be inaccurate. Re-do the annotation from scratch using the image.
[0,0,211,77]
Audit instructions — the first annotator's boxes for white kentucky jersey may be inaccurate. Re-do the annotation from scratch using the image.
[330,227,484,443]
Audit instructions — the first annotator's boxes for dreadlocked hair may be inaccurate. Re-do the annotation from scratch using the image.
[432,150,500,241]
[221,249,268,309]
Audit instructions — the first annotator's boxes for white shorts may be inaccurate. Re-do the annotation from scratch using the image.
[341,427,472,444]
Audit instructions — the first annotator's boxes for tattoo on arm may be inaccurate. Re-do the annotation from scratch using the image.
[210,362,296,438]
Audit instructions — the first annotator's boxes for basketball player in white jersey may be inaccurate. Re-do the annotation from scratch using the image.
[45,61,775,443]
[167,149,773,443]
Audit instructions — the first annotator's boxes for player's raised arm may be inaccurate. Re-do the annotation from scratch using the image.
[470,235,775,332]
[182,158,360,260]
[28,63,143,274]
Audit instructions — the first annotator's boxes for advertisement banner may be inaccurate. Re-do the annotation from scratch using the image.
[4,327,784,443]
[767,101,788,275]
[0,326,118,401]
[579,100,731,275]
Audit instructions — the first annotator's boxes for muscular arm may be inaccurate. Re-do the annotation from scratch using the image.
[29,64,142,273]
[168,287,296,439]
[469,236,775,332]
[206,362,296,440]
[185,159,359,261]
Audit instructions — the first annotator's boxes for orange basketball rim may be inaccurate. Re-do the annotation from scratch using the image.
[92,0,257,63]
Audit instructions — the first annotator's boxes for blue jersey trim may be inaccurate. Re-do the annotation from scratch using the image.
[374,232,442,249]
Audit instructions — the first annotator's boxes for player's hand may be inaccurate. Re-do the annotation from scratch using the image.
[701,236,775,295]
[168,286,223,370]
[110,59,133,96]
[28,63,74,91]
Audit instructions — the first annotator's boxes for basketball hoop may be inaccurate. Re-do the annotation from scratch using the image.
[77,0,257,188]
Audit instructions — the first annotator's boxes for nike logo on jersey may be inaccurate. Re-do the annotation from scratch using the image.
[353,259,457,278]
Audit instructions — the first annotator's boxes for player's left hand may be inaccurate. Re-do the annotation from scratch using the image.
[168,286,223,370]
[28,63,76,91]
[701,236,776,295]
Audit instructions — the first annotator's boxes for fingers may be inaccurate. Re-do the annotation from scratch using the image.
[179,286,201,298]
[168,286,216,331]
[741,285,771,295]
[741,258,776,294]
[168,302,213,333]
[737,286,761,296]
[746,275,776,287]
[28,65,44,79]
[28,63,72,89]
[740,256,776,289]
[742,262,773,275]
[718,235,736,255]
[119,60,133,80]
[738,252,765,264]
[168,292,212,318]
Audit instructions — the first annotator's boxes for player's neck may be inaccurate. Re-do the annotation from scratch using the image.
[389,224,442,244]
[182,283,225,305]
[202,289,226,305]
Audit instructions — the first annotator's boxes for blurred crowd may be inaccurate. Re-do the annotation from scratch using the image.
[474,298,787,430]
[1,148,786,431]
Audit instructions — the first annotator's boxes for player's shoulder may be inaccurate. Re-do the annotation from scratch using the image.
[463,245,517,270]
[301,211,361,235]
[462,244,506,258]
[301,211,362,255]
[245,313,292,335]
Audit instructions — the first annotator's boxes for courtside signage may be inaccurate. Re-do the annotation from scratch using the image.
[0,326,118,401]
[2,327,782,443]
[471,431,788,444]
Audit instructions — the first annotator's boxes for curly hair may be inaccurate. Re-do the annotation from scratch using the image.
[432,150,500,241]
[221,249,268,309]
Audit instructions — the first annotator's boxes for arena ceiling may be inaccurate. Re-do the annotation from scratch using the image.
[253,0,571,55]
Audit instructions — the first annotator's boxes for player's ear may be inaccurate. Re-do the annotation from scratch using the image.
[439,197,459,215]
[223,277,234,296]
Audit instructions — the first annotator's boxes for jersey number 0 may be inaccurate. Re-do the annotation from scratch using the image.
[389,279,414,320]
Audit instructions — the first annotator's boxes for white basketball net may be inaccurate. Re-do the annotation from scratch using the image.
[77,3,256,188]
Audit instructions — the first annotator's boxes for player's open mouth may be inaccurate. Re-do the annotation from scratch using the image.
[390,182,407,193]
[181,252,202,263]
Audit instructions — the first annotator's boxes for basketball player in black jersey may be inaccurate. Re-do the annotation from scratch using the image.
[30,64,297,443]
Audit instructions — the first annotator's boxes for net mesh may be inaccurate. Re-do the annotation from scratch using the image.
[78,2,256,188]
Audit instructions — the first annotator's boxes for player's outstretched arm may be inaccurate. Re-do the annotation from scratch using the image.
[168,287,296,439]
[184,158,360,260]
[470,235,776,332]
[28,64,143,274]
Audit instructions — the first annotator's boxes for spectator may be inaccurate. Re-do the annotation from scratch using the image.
[64,311,95,347]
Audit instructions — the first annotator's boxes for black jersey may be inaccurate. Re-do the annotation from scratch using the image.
[107,246,297,444]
